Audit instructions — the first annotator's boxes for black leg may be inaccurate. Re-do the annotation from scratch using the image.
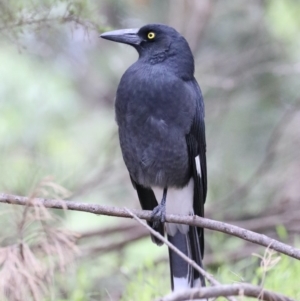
[151,187,167,229]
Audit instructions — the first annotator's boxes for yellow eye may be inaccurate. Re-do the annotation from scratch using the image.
[147,32,155,39]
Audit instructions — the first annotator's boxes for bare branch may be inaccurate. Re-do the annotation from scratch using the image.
[153,244,261,270]
[125,208,237,301]
[125,208,219,285]
[0,193,300,260]
[78,223,140,240]
[157,284,295,301]
[80,229,148,257]
[219,102,300,211]
[127,213,293,301]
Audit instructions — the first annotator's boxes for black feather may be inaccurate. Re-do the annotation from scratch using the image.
[101,23,207,292]
[131,177,164,246]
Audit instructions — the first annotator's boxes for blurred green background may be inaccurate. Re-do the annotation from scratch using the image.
[0,0,300,300]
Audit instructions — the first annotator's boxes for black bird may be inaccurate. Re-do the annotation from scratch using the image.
[101,24,207,291]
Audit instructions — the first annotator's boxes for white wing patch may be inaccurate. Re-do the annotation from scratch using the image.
[195,155,201,177]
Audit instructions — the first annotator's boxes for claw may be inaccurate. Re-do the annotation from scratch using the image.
[151,187,167,229]
[151,203,166,229]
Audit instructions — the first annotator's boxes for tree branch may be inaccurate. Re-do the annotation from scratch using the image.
[157,284,295,301]
[78,223,140,240]
[0,193,300,260]
[125,208,237,301]
[128,210,294,301]
[125,208,219,285]
[80,229,148,257]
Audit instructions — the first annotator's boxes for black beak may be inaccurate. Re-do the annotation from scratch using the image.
[100,28,141,46]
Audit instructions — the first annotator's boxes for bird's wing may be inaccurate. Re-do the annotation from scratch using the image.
[130,177,164,245]
[168,79,207,290]
[186,78,207,255]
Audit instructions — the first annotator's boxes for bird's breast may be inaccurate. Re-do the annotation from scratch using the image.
[118,112,190,188]
[115,65,194,188]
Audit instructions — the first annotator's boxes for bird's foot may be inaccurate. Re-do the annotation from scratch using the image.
[151,203,166,230]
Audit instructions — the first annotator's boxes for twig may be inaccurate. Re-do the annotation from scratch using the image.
[220,103,300,210]
[228,209,300,232]
[0,193,300,260]
[125,209,218,285]
[125,208,237,301]
[80,229,148,257]
[150,243,261,271]
[0,14,98,32]
[157,283,295,301]
[78,223,140,240]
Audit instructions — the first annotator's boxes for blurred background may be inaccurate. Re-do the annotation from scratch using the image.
[0,0,300,300]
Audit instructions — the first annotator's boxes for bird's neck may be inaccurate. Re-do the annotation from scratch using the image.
[138,52,194,81]
[138,48,169,65]
[148,51,168,64]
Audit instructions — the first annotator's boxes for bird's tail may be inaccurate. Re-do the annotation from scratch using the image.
[168,226,205,291]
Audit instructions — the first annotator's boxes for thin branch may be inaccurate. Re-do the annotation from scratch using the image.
[0,193,300,260]
[78,223,140,240]
[227,210,300,232]
[220,102,300,210]
[125,208,237,301]
[0,14,99,32]
[80,229,148,257]
[157,284,295,301]
[152,244,261,270]
[125,208,219,286]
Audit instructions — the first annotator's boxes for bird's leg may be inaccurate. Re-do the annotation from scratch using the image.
[151,187,167,229]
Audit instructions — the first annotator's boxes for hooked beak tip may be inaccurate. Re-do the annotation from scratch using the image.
[99,28,141,46]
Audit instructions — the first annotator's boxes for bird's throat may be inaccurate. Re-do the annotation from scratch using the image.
[148,50,168,64]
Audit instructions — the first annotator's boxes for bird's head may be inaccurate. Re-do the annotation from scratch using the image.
[100,24,194,77]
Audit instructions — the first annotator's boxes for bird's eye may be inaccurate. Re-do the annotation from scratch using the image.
[147,32,155,40]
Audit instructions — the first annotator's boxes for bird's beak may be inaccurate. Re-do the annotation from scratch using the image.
[100,28,141,46]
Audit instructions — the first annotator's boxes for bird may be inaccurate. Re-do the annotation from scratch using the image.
[100,23,207,292]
